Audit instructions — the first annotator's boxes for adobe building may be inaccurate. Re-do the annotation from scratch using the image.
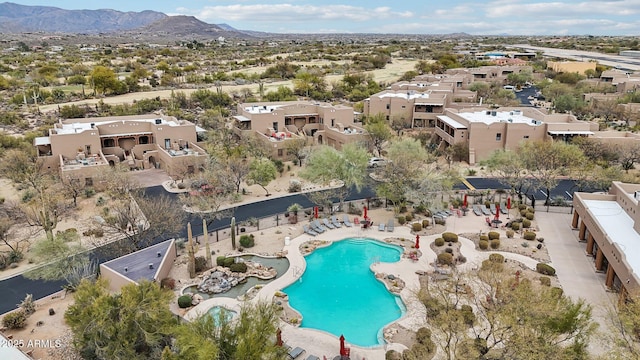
[572,182,640,301]
[547,60,597,75]
[100,239,177,292]
[433,107,598,164]
[34,114,208,185]
[233,101,366,158]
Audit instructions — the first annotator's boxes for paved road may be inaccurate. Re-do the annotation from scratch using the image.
[0,177,592,314]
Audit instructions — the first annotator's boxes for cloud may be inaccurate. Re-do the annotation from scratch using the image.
[485,0,640,18]
[176,3,413,23]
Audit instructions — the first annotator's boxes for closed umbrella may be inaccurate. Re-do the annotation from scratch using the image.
[415,234,420,249]
[363,206,368,220]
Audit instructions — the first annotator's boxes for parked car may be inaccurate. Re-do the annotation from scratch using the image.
[368,157,387,168]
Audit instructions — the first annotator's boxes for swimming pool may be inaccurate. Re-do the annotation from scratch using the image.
[283,238,405,347]
[207,306,237,326]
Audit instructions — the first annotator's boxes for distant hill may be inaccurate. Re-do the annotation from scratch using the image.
[0,2,166,33]
[136,15,234,37]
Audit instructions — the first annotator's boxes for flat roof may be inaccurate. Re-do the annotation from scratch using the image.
[55,117,183,135]
[583,199,640,279]
[378,91,434,100]
[244,105,281,114]
[101,239,175,283]
[438,115,467,129]
[548,130,594,135]
[34,137,51,146]
[233,115,251,122]
[458,110,542,126]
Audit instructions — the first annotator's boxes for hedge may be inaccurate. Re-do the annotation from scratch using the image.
[488,231,500,240]
[434,238,445,247]
[437,253,454,266]
[178,295,193,308]
[229,262,248,273]
[240,234,255,248]
[536,263,556,276]
[442,232,458,242]
[216,256,227,266]
[223,257,235,267]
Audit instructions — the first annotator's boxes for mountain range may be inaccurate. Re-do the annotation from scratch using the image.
[0,2,252,37]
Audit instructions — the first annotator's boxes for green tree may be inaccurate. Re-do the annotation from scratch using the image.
[482,149,531,203]
[65,279,177,360]
[284,138,309,167]
[247,157,277,196]
[364,113,394,156]
[24,231,88,283]
[89,66,118,95]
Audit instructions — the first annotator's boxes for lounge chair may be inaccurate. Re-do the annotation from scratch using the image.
[386,218,394,232]
[354,217,360,225]
[472,205,482,216]
[342,215,353,227]
[303,225,318,236]
[480,205,491,216]
[322,218,335,229]
[490,203,497,215]
[378,222,385,231]
[331,215,342,228]
[305,355,320,360]
[313,219,328,232]
[500,203,508,214]
[309,221,325,233]
[287,346,305,359]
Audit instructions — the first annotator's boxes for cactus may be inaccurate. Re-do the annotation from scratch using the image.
[203,219,211,267]
[187,222,195,278]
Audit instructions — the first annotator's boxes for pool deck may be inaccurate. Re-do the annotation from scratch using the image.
[183,207,612,358]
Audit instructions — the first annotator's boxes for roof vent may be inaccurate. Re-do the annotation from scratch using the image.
[157,252,162,258]
[491,111,497,116]
[155,119,161,124]
[148,263,154,269]
[124,267,128,272]
[486,110,491,115]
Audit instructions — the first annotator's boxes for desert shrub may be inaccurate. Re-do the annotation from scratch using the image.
[511,222,521,231]
[195,256,208,272]
[551,287,564,297]
[223,257,235,267]
[445,247,453,254]
[460,304,475,325]
[435,217,446,225]
[434,237,445,246]
[216,256,226,266]
[19,294,35,316]
[523,232,536,241]
[437,253,454,266]
[479,235,489,242]
[488,231,500,240]
[82,228,104,237]
[521,242,529,248]
[442,232,458,242]
[539,276,551,287]
[0,255,6,270]
[416,327,432,344]
[536,263,556,276]
[481,259,503,272]
[528,207,535,213]
[288,181,301,193]
[239,234,255,248]
[422,219,430,228]
[488,253,504,263]
[506,229,514,238]
[2,310,26,329]
[178,295,193,308]
[385,350,402,360]
[525,212,534,220]
[479,240,489,250]
[160,277,176,290]
[522,219,532,228]
[520,210,527,217]
[490,239,500,249]
[518,204,527,210]
[412,222,422,232]
[405,213,414,222]
[229,262,248,273]
[397,216,406,225]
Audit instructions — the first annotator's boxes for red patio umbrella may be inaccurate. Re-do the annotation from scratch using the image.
[463,194,468,208]
[363,206,368,220]
[339,334,346,356]
[415,234,420,249]
[495,204,500,220]
[276,328,283,347]
[314,206,318,219]
[507,197,512,219]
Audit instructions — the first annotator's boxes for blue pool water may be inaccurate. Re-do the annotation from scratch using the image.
[207,306,236,326]
[283,238,405,347]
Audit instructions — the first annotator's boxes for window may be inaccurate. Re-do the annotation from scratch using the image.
[496,133,502,141]
[386,104,390,109]
[277,149,283,156]
[523,135,529,139]
[272,122,278,132]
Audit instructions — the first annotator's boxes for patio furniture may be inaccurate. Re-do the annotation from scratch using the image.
[309,221,325,233]
[331,215,342,228]
[288,346,305,359]
[480,205,491,216]
[322,218,335,229]
[500,203,508,214]
[303,225,318,236]
[472,205,482,216]
[305,355,320,360]
[386,218,394,232]
[342,215,353,227]
[313,219,328,232]
[378,222,386,231]
[490,203,497,215]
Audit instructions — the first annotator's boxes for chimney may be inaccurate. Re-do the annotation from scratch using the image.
[149,263,154,269]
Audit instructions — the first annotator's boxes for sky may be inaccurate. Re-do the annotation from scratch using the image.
[7,0,640,35]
